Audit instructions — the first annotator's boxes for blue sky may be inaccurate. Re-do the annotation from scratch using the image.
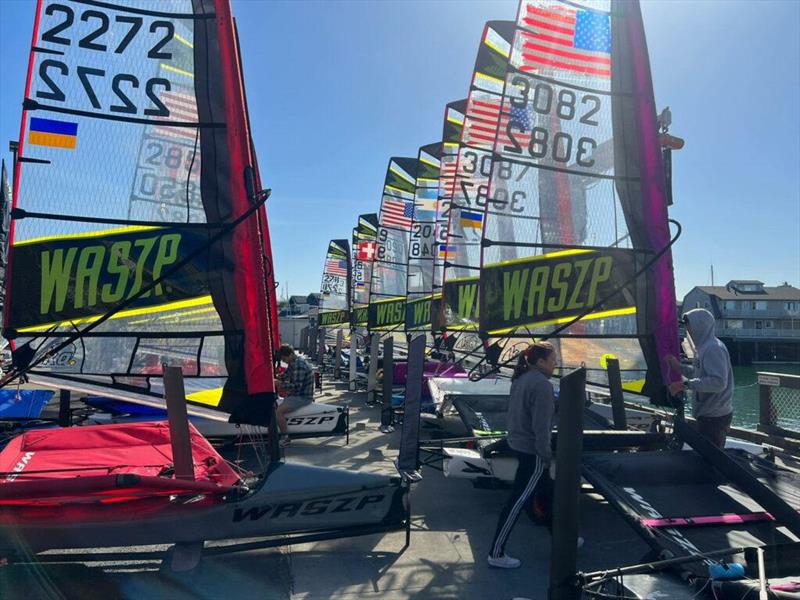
[1,0,798,301]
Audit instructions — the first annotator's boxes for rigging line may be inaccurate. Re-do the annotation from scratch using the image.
[450,334,490,369]
[482,239,652,254]
[1,189,272,389]
[12,208,226,229]
[22,99,223,129]
[70,0,216,19]
[185,128,201,223]
[467,219,683,382]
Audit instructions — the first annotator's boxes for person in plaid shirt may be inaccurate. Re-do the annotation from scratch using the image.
[275,344,314,447]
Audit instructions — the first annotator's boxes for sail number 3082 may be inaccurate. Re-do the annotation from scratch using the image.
[504,76,600,168]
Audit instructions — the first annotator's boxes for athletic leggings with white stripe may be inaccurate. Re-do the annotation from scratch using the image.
[489,450,549,559]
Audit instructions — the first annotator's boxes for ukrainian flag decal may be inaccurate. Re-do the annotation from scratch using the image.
[459,210,483,229]
[28,117,78,149]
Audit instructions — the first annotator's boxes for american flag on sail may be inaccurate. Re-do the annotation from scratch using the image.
[152,90,199,141]
[325,259,348,277]
[463,95,501,150]
[381,195,413,229]
[439,149,459,199]
[463,95,534,152]
[517,3,611,78]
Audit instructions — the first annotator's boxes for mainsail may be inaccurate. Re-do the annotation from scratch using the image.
[432,99,466,336]
[351,213,378,328]
[405,143,441,334]
[439,21,516,360]
[0,162,11,322]
[478,0,678,399]
[318,239,351,328]
[3,0,278,424]
[367,157,418,333]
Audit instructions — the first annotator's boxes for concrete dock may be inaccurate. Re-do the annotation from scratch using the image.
[1,384,655,600]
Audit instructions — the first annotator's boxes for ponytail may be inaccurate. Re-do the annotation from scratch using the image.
[512,342,555,380]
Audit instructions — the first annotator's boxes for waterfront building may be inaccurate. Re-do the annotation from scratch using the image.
[681,280,800,364]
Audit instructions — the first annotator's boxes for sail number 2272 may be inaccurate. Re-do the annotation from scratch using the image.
[35,3,180,118]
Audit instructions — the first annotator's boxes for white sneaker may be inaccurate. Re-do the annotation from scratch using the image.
[487,554,521,569]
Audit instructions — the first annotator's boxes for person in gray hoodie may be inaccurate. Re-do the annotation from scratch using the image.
[667,308,734,448]
[487,342,557,569]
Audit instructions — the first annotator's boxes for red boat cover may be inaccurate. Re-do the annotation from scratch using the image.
[0,421,240,503]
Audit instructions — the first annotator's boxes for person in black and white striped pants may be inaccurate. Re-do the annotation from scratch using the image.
[488,342,558,569]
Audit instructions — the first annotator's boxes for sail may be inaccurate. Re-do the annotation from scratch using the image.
[367,157,418,332]
[438,21,516,360]
[478,0,678,400]
[319,239,351,328]
[2,0,278,425]
[351,213,378,328]
[405,143,441,333]
[431,99,466,334]
[0,162,11,322]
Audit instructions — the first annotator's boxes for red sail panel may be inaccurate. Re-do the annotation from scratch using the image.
[214,0,275,397]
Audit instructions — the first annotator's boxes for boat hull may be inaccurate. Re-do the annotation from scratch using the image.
[0,463,407,557]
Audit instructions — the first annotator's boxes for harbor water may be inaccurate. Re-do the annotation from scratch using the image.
[731,364,800,429]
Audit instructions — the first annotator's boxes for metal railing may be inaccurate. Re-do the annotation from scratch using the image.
[717,327,800,339]
[720,308,799,319]
[758,371,800,438]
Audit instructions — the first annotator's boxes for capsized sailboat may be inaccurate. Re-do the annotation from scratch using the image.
[0,0,407,563]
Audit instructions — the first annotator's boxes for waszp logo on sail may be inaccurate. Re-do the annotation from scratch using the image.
[40,233,181,315]
[8,227,211,329]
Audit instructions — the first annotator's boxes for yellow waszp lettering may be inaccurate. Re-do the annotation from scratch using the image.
[390,301,404,323]
[546,262,571,313]
[377,303,390,324]
[413,301,430,326]
[101,241,132,304]
[566,259,592,310]
[491,255,619,323]
[74,246,105,309]
[41,248,78,315]
[39,233,182,316]
[587,256,612,305]
[526,266,550,317]
[503,269,529,321]
[457,283,479,319]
